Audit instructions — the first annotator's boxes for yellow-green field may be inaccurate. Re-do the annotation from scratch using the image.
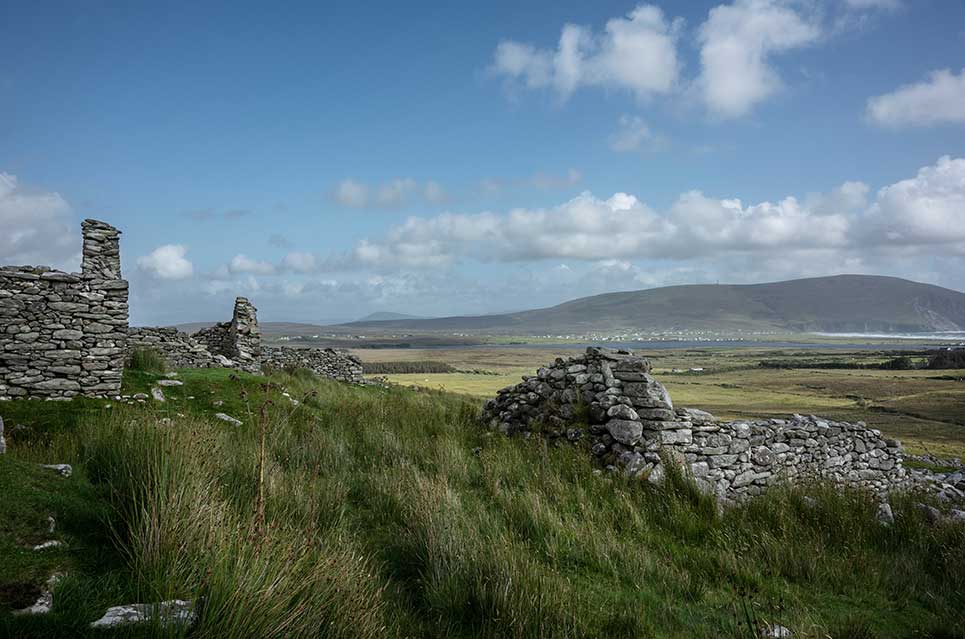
[352,346,965,457]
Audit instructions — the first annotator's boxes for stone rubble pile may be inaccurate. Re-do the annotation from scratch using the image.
[482,347,912,500]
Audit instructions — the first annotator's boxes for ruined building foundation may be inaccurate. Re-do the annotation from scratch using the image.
[482,347,910,501]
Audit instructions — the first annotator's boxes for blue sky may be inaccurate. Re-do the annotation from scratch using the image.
[2,0,964,325]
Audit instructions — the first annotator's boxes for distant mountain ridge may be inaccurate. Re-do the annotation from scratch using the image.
[356,311,428,322]
[337,275,965,335]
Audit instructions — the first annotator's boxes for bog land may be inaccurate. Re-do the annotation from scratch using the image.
[355,345,965,458]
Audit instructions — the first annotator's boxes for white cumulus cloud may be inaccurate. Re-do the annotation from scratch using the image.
[345,156,965,269]
[137,245,194,280]
[867,68,965,128]
[0,172,76,268]
[333,178,446,209]
[492,4,682,99]
[333,179,369,208]
[282,251,317,273]
[696,0,822,118]
[862,155,965,245]
[229,254,276,275]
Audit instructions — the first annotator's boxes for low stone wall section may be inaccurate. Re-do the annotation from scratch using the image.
[127,327,227,369]
[481,347,909,499]
[262,346,364,384]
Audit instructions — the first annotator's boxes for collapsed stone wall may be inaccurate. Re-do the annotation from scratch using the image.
[0,220,129,400]
[191,297,261,374]
[261,346,364,384]
[130,298,362,384]
[481,347,909,500]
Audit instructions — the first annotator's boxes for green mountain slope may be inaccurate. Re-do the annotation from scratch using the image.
[339,275,965,335]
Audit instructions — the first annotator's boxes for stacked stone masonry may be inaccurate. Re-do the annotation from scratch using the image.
[1,220,129,400]
[481,347,909,500]
[133,300,362,383]
[127,327,227,369]
[2,219,365,400]
[261,346,364,384]
[190,297,262,374]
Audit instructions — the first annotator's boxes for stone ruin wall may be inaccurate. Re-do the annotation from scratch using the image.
[127,327,227,369]
[482,347,909,500]
[0,220,129,400]
[190,297,262,374]
[1,219,364,400]
[131,298,363,383]
[261,346,364,384]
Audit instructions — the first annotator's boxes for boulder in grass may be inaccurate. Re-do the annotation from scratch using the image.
[0,416,5,455]
[39,464,72,478]
[13,574,62,616]
[876,502,895,526]
[90,600,196,629]
[214,413,242,426]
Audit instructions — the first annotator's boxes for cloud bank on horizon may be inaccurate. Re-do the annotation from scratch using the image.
[1,0,964,324]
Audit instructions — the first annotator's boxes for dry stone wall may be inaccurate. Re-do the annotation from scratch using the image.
[481,347,910,500]
[1,220,128,400]
[127,327,226,369]
[131,298,363,383]
[3,219,365,397]
[190,297,261,374]
[262,346,364,384]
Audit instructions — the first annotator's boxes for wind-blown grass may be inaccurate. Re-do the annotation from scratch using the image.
[2,369,964,637]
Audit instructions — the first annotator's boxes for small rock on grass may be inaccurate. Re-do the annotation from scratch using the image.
[90,600,196,629]
[39,463,72,477]
[32,540,63,551]
[157,379,183,387]
[13,574,62,616]
[0,416,6,455]
[214,413,242,426]
[151,387,166,402]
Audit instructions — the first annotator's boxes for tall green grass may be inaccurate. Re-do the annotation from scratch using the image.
[5,371,965,637]
[126,348,168,375]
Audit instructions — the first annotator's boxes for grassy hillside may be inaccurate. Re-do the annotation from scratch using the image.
[339,275,965,335]
[1,367,964,637]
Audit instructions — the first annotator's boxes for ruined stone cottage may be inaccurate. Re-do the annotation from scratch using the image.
[1,219,363,401]
[0,220,129,399]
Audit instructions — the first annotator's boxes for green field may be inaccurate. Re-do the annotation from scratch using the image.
[1,353,964,637]
[358,346,965,458]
